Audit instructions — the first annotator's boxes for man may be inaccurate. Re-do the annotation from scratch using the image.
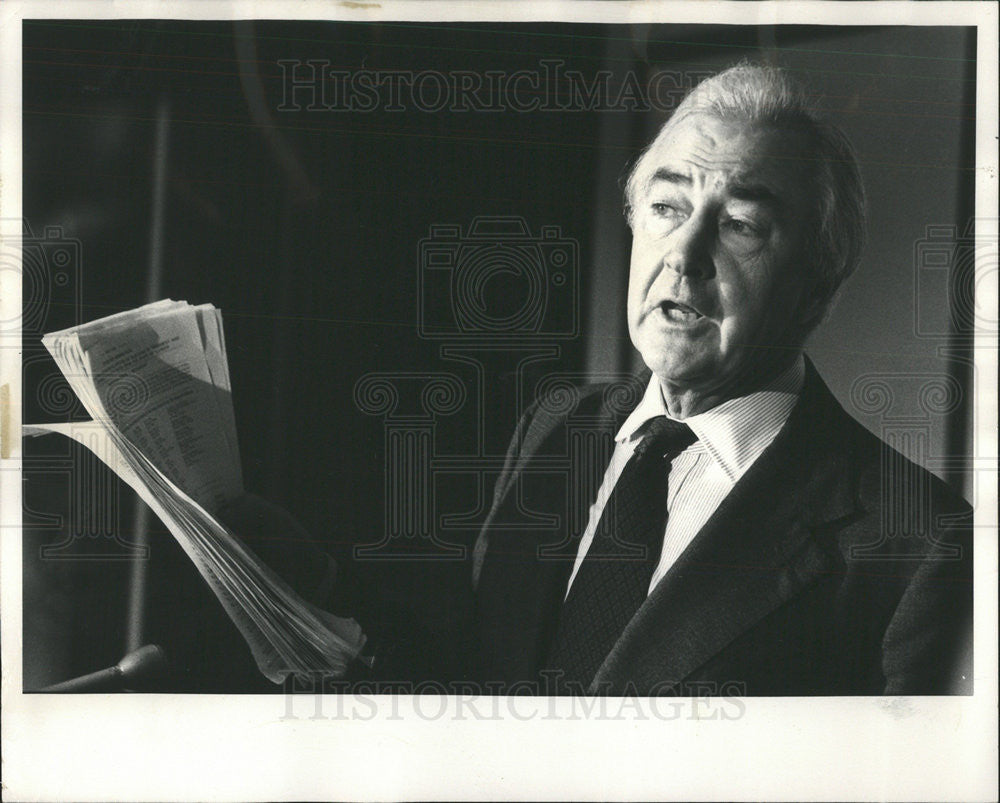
[470,63,973,696]
[223,62,972,696]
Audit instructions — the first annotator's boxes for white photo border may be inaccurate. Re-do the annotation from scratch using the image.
[1,2,996,801]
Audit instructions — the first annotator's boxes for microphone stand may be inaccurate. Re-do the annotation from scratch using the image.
[38,644,169,693]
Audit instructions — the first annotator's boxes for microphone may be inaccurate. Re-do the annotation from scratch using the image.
[40,644,169,693]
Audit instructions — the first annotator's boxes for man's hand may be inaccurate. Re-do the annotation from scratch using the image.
[216,492,339,609]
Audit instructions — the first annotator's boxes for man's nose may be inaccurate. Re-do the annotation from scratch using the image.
[662,212,714,279]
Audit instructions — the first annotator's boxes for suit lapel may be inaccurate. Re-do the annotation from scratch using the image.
[591,362,862,694]
[475,376,643,682]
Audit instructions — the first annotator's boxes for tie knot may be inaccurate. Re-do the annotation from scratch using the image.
[635,415,697,459]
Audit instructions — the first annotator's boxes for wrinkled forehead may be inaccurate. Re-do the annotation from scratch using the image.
[636,113,815,208]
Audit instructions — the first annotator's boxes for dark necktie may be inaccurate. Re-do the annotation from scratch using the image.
[544,415,697,688]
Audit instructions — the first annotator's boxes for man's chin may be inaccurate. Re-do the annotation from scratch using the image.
[639,351,718,390]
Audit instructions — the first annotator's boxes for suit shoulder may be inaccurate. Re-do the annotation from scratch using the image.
[520,374,646,440]
[792,364,970,564]
[819,394,972,564]
[836,411,971,518]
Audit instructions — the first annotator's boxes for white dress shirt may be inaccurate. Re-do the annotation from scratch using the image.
[565,356,806,598]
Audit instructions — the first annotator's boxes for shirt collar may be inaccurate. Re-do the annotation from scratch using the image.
[616,356,805,483]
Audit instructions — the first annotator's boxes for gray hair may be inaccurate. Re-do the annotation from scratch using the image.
[624,62,867,326]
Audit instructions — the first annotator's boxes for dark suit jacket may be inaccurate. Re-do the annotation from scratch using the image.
[471,360,973,695]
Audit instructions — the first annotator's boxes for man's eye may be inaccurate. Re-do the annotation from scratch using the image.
[721,218,762,238]
[651,202,682,218]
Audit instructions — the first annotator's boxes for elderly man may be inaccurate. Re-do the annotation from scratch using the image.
[222,62,971,696]
[470,63,972,696]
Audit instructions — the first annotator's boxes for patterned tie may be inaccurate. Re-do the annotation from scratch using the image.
[544,415,697,688]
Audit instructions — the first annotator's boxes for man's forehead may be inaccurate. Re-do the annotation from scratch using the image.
[642,114,810,197]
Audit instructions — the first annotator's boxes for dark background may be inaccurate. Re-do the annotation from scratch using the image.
[21,20,976,690]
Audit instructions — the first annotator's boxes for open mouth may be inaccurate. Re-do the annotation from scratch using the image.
[659,300,703,323]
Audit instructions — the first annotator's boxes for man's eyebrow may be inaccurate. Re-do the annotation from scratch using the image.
[726,181,783,208]
[648,168,786,210]
[649,168,690,186]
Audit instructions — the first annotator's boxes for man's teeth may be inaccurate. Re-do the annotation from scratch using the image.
[662,303,699,322]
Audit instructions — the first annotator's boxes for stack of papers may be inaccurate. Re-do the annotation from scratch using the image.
[27,300,366,683]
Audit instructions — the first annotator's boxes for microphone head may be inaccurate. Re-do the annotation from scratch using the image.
[116,644,169,690]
